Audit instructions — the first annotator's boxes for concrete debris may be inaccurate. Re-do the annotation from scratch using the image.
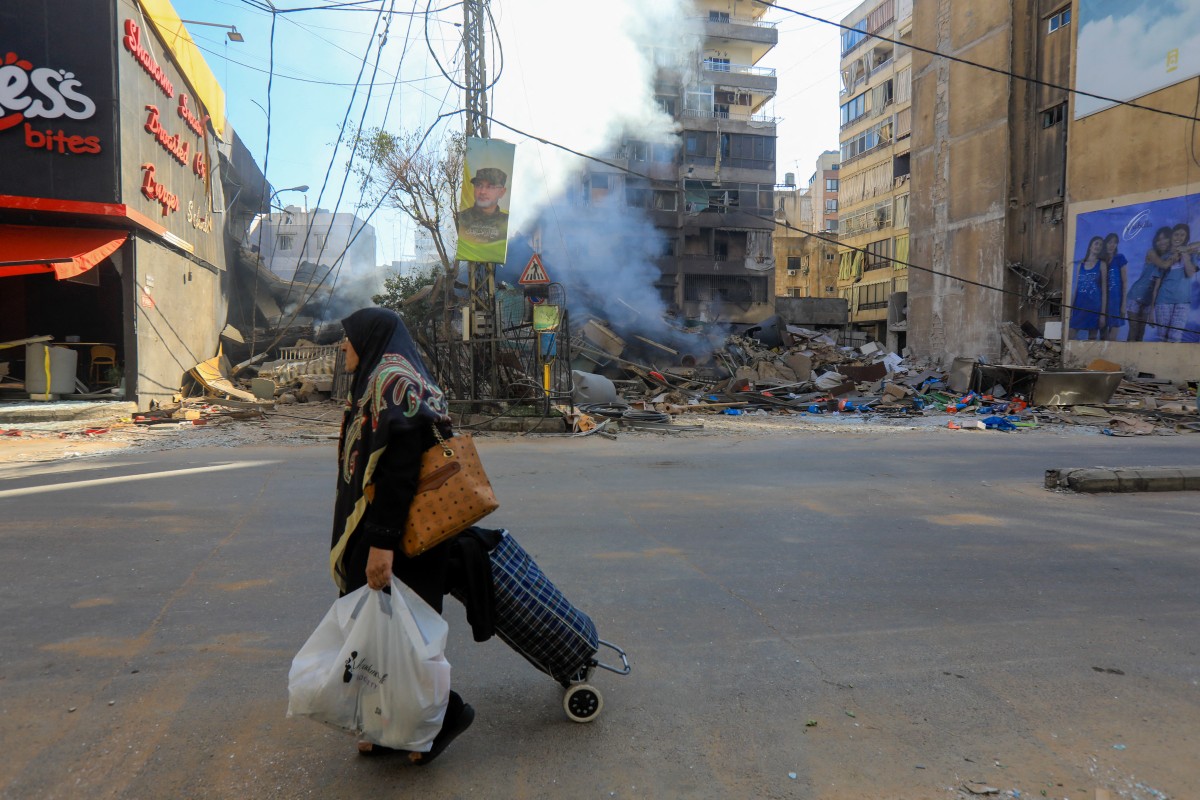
[561,316,1198,438]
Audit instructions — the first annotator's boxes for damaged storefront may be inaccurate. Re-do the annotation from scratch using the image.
[0,0,232,410]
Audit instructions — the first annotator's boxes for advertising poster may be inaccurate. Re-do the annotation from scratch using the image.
[455,137,516,263]
[1070,194,1200,343]
[1075,0,1200,119]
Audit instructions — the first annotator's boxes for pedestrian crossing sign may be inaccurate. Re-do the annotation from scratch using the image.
[519,253,550,285]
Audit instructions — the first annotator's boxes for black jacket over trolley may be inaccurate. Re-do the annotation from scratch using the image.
[448,528,630,722]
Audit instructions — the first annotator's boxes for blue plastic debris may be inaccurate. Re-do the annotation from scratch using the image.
[723,408,743,416]
[981,415,1017,431]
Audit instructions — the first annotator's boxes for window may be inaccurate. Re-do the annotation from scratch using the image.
[685,85,714,115]
[1047,8,1071,33]
[683,274,769,303]
[625,180,650,208]
[276,234,295,251]
[589,174,611,190]
[827,219,839,232]
[841,118,894,162]
[857,280,889,310]
[840,93,867,126]
[709,10,730,23]
[893,152,911,179]
[652,142,677,163]
[825,178,839,192]
[653,190,678,211]
[825,199,838,213]
[841,20,867,54]
[1041,102,1066,128]
[787,256,802,270]
[656,97,676,116]
[704,57,731,73]
[864,239,892,271]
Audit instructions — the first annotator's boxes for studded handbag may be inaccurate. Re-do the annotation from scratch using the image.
[402,425,499,557]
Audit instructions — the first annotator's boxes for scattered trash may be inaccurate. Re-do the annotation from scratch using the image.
[1112,743,1126,751]
[963,783,1000,795]
[805,719,818,727]
[787,772,797,780]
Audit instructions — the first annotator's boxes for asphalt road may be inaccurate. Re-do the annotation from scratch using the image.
[0,430,1197,800]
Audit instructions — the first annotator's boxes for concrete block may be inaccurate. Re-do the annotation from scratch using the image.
[1065,469,1121,493]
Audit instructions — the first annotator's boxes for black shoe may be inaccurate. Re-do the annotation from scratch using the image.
[412,699,475,766]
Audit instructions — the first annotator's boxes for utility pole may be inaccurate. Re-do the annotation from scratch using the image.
[458,0,499,399]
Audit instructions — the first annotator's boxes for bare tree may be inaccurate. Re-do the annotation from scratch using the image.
[352,128,464,327]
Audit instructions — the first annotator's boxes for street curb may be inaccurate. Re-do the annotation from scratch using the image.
[1045,466,1200,493]
[0,401,137,426]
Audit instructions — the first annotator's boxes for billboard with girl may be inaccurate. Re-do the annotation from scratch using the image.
[1070,194,1200,343]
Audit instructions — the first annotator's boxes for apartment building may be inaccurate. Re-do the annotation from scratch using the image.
[774,154,839,301]
[835,0,914,350]
[248,206,379,289]
[908,1,1072,367]
[575,0,779,326]
[809,150,841,234]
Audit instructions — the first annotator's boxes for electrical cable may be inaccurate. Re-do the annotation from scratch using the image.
[254,109,466,357]
[297,1,397,309]
[758,0,1200,124]
[483,116,1200,339]
[248,8,280,356]
[279,4,389,309]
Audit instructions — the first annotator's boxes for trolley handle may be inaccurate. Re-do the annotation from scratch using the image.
[592,639,631,676]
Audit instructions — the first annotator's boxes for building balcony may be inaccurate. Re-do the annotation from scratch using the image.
[681,108,779,131]
[700,61,777,94]
[700,13,777,61]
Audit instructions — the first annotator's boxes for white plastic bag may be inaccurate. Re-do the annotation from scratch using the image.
[287,576,451,751]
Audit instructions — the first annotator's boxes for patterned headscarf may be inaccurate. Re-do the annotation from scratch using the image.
[329,308,451,591]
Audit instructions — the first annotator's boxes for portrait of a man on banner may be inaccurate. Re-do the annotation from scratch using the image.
[456,137,516,263]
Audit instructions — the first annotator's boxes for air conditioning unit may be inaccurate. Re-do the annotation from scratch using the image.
[787,269,798,276]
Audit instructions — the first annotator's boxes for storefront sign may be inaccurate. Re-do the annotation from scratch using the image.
[0,52,103,155]
[0,1,117,201]
[140,163,179,216]
[177,94,208,137]
[123,19,174,98]
[143,105,189,165]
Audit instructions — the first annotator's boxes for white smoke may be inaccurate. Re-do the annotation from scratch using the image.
[490,0,699,232]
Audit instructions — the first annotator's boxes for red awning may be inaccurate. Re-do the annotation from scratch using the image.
[0,225,128,280]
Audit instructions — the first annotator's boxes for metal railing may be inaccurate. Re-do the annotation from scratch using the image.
[696,14,779,28]
[681,108,779,125]
[701,61,776,77]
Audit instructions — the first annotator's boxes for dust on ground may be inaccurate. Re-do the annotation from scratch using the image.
[0,400,1131,467]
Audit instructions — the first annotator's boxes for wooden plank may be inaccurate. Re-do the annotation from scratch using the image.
[0,335,53,351]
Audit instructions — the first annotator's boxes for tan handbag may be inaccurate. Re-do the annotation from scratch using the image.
[401,426,499,557]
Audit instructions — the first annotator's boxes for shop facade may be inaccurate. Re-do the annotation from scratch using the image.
[0,0,237,408]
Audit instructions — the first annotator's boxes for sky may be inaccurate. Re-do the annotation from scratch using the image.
[169,0,863,267]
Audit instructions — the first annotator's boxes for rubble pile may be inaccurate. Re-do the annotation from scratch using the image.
[566,319,1199,437]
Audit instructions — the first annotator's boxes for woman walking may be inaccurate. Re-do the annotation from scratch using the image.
[331,307,474,763]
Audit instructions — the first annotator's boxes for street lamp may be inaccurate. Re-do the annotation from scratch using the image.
[269,185,309,211]
[180,19,244,42]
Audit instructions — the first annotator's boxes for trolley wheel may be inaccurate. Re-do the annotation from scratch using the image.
[563,683,603,723]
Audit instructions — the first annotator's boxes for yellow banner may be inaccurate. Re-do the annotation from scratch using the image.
[138,0,227,140]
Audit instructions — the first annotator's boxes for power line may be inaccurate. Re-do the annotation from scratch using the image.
[482,116,1199,338]
[759,0,1200,124]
